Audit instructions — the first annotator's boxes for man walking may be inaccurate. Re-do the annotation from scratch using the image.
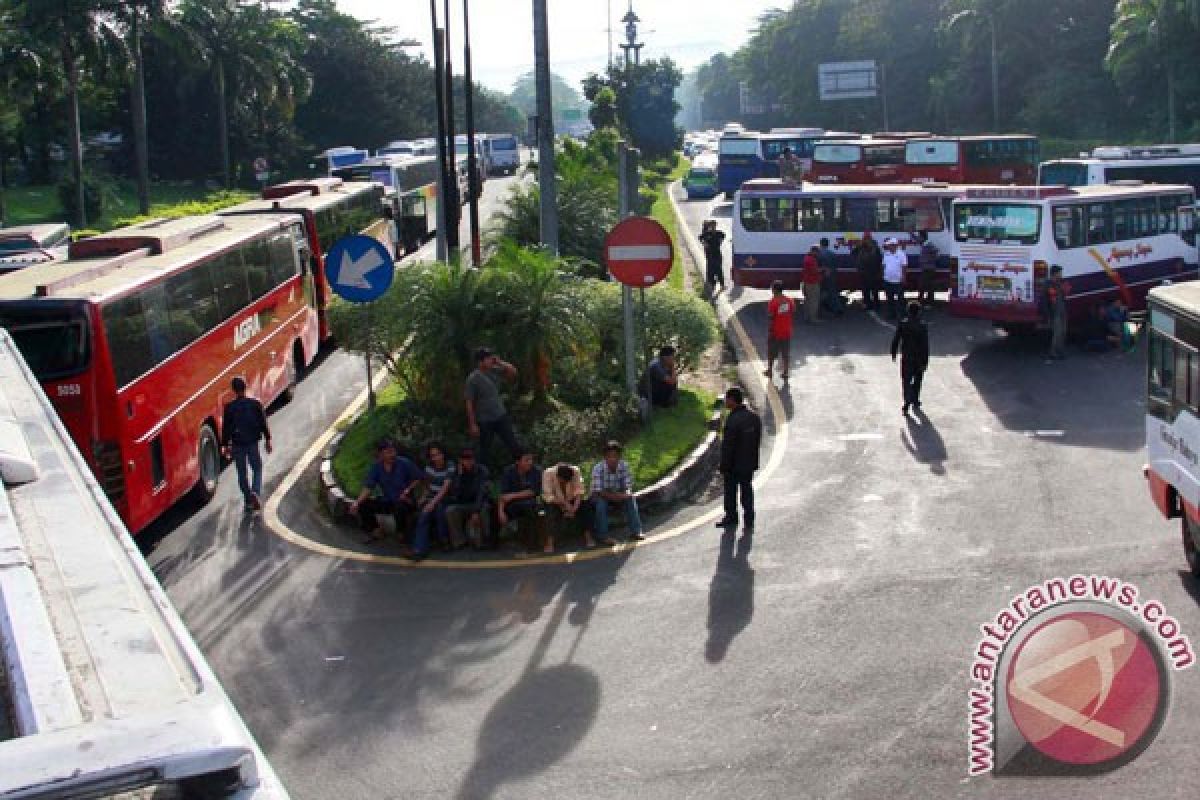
[764,280,794,382]
[220,376,272,513]
[466,347,521,463]
[716,387,762,531]
[1042,265,1070,360]
[881,237,907,320]
[891,301,930,415]
[699,220,726,292]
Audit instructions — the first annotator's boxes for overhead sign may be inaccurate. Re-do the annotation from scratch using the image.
[326,235,394,303]
[819,60,878,101]
[604,216,673,288]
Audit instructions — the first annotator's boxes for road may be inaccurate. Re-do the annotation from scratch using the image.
[146,177,1200,799]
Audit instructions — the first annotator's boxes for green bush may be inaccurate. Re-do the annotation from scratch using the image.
[528,395,640,465]
[636,186,656,216]
[576,280,717,373]
[57,177,104,223]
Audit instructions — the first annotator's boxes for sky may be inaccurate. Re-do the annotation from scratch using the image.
[335,0,780,95]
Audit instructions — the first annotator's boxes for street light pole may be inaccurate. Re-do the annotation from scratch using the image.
[532,0,558,254]
[462,0,482,266]
[443,0,460,262]
[430,0,449,262]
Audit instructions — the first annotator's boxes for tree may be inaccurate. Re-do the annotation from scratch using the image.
[588,86,617,130]
[583,58,683,159]
[1107,0,1200,140]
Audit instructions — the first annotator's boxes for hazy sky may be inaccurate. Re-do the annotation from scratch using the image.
[335,0,779,94]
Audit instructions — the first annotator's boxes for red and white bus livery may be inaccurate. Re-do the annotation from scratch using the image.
[904,135,1038,185]
[949,184,1197,326]
[809,138,906,184]
[0,213,317,534]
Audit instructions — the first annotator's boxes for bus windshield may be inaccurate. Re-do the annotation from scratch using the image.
[719,138,759,156]
[0,305,90,379]
[490,136,517,151]
[954,203,1041,244]
[1039,162,1088,186]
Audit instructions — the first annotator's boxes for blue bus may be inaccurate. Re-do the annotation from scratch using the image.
[717,128,856,198]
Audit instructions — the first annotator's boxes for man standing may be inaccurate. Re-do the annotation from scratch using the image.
[589,441,645,543]
[764,280,794,382]
[916,231,939,306]
[854,232,882,311]
[466,347,521,463]
[640,345,679,408]
[881,237,907,320]
[890,301,930,415]
[716,387,762,531]
[1042,265,1070,360]
[699,220,726,292]
[220,376,272,513]
[802,245,821,324]
[818,237,843,316]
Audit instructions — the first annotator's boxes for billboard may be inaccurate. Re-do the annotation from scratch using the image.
[818,61,878,101]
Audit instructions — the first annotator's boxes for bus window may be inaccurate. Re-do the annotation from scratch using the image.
[269,232,300,285]
[165,263,220,349]
[104,294,156,388]
[211,251,251,322]
[897,197,943,231]
[906,140,958,165]
[1149,333,1174,404]
[954,203,1041,244]
[844,197,876,231]
[1039,161,1088,186]
[798,198,843,231]
[2,306,90,380]
[1175,347,1193,408]
[1053,206,1085,249]
[1113,199,1137,241]
[1159,194,1191,234]
[1086,203,1111,245]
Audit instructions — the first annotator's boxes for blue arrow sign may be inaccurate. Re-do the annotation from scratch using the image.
[325,235,395,303]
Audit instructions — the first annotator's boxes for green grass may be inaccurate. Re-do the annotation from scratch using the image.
[332,382,407,497]
[3,180,255,233]
[650,156,690,291]
[582,386,715,490]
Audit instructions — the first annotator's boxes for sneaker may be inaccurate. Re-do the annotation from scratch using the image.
[628,531,646,541]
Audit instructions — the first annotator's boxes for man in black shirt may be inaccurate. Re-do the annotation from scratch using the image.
[445,447,492,549]
[639,346,679,408]
[891,301,930,414]
[699,220,726,292]
[716,387,763,531]
[220,376,272,512]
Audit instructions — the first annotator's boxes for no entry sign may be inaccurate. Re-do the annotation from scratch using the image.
[604,216,674,288]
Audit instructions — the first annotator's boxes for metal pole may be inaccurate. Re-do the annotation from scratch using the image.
[879,61,889,132]
[532,0,559,254]
[640,287,652,423]
[131,10,150,215]
[364,304,376,411]
[443,0,461,262]
[619,143,636,394]
[430,5,450,262]
[462,0,482,266]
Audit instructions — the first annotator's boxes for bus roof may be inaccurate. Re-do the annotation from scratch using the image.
[0,223,70,242]
[0,214,296,304]
[262,176,345,199]
[1150,280,1200,317]
[738,179,963,196]
[223,180,382,216]
[960,183,1195,201]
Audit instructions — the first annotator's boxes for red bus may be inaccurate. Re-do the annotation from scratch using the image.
[903,135,1039,185]
[809,138,907,184]
[0,213,317,534]
[220,178,386,341]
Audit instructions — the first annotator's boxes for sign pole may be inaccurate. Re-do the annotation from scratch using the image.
[619,143,636,394]
[364,302,376,411]
[640,286,651,423]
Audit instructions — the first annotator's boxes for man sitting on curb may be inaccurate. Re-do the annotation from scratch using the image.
[348,438,422,549]
[589,440,645,543]
[445,446,491,549]
[497,448,542,553]
[543,462,609,553]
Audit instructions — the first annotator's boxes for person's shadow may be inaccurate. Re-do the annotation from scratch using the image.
[902,410,948,475]
[705,530,755,663]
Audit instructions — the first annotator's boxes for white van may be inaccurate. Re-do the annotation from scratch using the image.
[484,133,521,175]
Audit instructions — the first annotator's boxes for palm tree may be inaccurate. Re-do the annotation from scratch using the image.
[1107,0,1199,141]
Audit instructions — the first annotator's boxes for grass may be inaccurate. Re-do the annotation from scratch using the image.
[332,384,715,501]
[3,180,255,233]
[581,386,715,490]
[649,156,690,291]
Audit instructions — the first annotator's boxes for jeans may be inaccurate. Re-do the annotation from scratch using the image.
[413,504,449,554]
[884,281,904,319]
[357,497,415,533]
[722,471,755,525]
[706,257,724,289]
[478,415,521,464]
[445,502,489,547]
[901,359,925,407]
[231,443,262,507]
[592,496,642,538]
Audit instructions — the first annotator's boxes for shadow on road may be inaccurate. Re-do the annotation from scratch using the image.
[705,530,755,663]
[902,410,948,475]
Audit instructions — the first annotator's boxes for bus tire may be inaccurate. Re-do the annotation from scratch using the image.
[192,425,221,505]
[281,341,303,404]
[1184,516,1200,578]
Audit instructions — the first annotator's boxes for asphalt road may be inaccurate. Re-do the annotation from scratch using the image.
[146,177,1200,799]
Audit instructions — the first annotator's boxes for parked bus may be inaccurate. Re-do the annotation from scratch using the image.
[949,183,1198,327]
[1039,144,1200,194]
[0,213,318,534]
[1145,277,1200,576]
[904,134,1039,184]
[222,177,387,340]
[329,156,439,253]
[0,222,71,273]
[731,179,961,290]
[455,134,489,195]
[0,329,289,798]
[717,128,853,197]
[810,138,907,184]
[684,152,720,199]
[483,133,521,175]
[314,145,369,176]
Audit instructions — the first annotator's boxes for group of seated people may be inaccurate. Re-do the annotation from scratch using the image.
[347,438,645,561]
[1082,298,1135,352]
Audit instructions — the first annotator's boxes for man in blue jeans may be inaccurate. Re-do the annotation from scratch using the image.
[220,376,272,513]
[589,441,645,543]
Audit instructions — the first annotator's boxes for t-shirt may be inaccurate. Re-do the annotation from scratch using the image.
[449,463,489,505]
[500,464,542,499]
[882,249,907,284]
[221,396,269,447]
[424,461,458,497]
[364,456,422,503]
[767,294,794,341]
[465,367,506,423]
[699,229,726,261]
[801,254,821,285]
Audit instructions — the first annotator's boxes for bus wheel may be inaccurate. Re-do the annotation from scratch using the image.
[192,425,221,505]
[1183,516,1200,578]
[281,341,303,404]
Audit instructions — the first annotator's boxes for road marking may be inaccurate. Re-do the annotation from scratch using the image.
[260,182,789,569]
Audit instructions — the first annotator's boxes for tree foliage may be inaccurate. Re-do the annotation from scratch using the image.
[584,59,683,159]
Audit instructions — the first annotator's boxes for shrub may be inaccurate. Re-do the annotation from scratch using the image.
[577,280,717,373]
[528,395,640,465]
[57,176,104,223]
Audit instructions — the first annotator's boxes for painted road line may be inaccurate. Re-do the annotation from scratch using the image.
[260,183,789,569]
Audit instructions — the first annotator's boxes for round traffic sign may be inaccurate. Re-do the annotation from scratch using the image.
[604,216,673,288]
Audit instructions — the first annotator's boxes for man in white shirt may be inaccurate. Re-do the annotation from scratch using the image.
[881,237,907,320]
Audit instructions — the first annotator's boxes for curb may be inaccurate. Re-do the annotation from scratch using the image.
[319,407,724,528]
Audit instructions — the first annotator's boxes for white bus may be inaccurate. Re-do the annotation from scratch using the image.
[949,183,1198,326]
[483,133,521,175]
[1145,279,1200,575]
[1039,144,1200,194]
[731,179,961,290]
[0,328,288,798]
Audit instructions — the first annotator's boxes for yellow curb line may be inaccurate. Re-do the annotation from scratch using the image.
[261,183,788,569]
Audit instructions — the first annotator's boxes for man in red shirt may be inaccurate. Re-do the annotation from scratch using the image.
[765,280,795,382]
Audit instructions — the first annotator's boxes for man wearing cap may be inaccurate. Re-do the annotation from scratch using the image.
[466,347,521,464]
[881,237,907,320]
